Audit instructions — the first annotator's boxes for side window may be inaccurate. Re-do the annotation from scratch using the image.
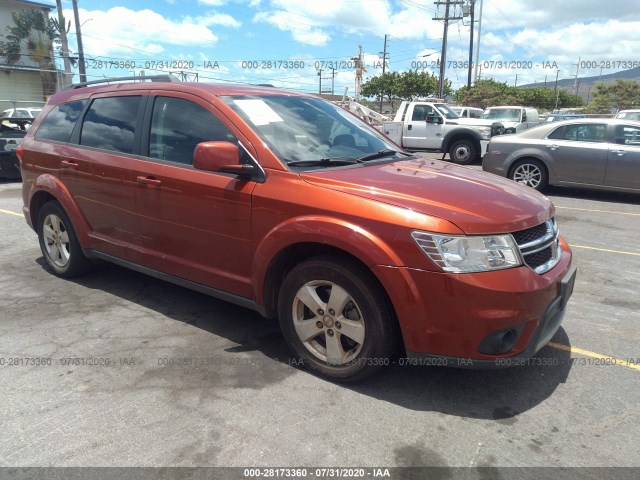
[149,96,236,165]
[411,105,434,121]
[563,123,606,142]
[35,100,86,143]
[80,96,141,153]
[615,125,640,146]
[547,126,565,140]
[470,110,482,119]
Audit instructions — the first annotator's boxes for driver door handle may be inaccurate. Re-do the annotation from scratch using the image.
[610,150,626,156]
[137,176,162,186]
[546,144,560,150]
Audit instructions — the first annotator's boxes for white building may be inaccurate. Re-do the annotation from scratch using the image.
[0,0,59,111]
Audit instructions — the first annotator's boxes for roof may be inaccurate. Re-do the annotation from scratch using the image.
[48,80,315,105]
[4,0,55,10]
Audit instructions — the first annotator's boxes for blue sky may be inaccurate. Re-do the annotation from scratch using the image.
[41,0,640,95]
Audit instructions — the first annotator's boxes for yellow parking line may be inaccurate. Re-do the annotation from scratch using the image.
[0,208,22,217]
[548,342,640,372]
[571,245,640,256]
[555,206,640,217]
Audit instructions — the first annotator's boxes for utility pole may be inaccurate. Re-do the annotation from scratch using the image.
[434,1,463,99]
[317,68,322,94]
[71,0,87,83]
[331,68,336,95]
[379,34,389,113]
[473,0,483,82]
[514,74,518,87]
[554,69,561,112]
[465,0,475,88]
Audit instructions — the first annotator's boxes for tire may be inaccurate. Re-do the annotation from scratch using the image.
[448,139,476,165]
[278,255,398,382]
[509,158,548,191]
[37,201,92,277]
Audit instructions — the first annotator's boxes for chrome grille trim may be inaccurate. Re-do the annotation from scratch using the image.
[511,218,561,274]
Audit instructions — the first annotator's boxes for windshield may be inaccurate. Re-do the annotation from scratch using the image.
[481,108,521,122]
[222,95,400,166]
[434,103,459,119]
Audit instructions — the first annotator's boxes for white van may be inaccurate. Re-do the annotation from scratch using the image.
[450,106,483,119]
[480,106,539,133]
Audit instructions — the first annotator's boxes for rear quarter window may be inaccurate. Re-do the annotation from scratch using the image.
[34,100,87,142]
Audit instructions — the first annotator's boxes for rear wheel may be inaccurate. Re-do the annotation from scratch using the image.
[37,201,92,277]
[448,139,476,165]
[509,158,548,191]
[278,256,398,382]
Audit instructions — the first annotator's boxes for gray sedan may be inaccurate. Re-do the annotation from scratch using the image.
[482,118,640,193]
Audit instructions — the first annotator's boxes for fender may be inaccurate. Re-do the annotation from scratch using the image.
[505,149,555,182]
[252,215,419,306]
[28,174,92,246]
[441,126,482,152]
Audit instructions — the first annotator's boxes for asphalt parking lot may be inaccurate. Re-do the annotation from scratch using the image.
[0,160,639,473]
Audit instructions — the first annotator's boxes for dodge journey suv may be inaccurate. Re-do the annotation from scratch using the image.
[19,76,576,381]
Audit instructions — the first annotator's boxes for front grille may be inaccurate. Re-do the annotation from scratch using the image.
[512,218,561,274]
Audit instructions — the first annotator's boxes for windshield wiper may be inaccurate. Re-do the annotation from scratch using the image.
[287,158,362,167]
[357,149,406,162]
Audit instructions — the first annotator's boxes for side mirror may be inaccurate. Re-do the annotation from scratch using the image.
[193,141,254,179]
[522,111,527,122]
[426,114,443,125]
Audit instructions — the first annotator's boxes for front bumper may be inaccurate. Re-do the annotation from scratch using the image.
[372,238,574,366]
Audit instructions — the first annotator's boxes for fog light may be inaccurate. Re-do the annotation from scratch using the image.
[478,325,524,355]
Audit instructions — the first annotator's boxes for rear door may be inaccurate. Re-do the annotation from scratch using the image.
[545,122,609,185]
[61,93,147,259]
[132,92,257,298]
[605,124,640,190]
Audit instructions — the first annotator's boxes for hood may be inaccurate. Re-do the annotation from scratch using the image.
[300,157,554,234]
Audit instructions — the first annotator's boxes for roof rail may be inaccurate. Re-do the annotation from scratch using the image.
[66,74,181,90]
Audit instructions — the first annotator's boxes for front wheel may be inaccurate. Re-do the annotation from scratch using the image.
[278,256,398,382]
[37,201,92,277]
[509,158,548,191]
[448,139,476,165]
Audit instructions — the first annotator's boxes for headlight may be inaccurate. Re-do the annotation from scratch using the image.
[411,231,522,273]
[477,126,492,139]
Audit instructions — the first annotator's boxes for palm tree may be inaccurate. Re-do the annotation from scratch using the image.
[0,9,61,98]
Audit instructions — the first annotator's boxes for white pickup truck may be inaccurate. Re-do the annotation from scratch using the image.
[382,101,504,164]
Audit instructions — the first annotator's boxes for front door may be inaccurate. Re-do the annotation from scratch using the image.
[132,93,256,298]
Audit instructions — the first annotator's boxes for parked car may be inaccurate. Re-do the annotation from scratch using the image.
[19,76,575,381]
[544,113,586,123]
[450,106,483,119]
[483,118,640,193]
[481,106,539,133]
[0,113,36,179]
[615,109,640,121]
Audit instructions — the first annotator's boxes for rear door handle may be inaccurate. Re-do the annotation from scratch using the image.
[137,176,162,186]
[546,144,559,150]
[61,160,78,169]
[407,124,413,131]
[610,150,626,156]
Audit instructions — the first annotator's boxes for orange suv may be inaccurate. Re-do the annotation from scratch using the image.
[19,76,576,381]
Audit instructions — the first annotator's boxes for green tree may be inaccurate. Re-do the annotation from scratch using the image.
[589,79,640,112]
[361,70,450,102]
[454,79,518,108]
[455,79,583,110]
[0,9,61,97]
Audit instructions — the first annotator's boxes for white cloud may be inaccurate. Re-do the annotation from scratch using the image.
[64,7,218,58]
[188,13,242,28]
[253,0,442,46]
[198,0,228,6]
